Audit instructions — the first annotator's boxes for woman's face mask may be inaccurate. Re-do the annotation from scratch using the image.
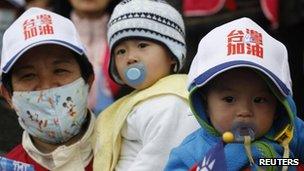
[12,78,89,144]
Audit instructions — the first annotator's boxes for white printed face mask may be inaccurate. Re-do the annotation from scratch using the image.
[12,78,89,144]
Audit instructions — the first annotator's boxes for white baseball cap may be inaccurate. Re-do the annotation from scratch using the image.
[188,17,292,97]
[1,7,86,74]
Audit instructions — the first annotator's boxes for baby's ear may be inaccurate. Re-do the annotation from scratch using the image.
[169,58,178,73]
[170,57,177,65]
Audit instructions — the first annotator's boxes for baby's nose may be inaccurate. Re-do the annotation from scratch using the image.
[236,102,253,117]
[127,56,138,65]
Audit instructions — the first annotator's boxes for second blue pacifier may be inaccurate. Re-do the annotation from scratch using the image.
[124,63,146,86]
[231,122,256,143]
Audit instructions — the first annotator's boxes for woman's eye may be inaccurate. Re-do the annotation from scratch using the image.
[20,73,36,80]
[115,49,126,56]
[138,43,148,48]
[253,97,267,103]
[54,69,69,74]
[222,96,235,103]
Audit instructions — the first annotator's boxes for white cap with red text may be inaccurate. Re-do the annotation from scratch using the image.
[188,17,292,97]
[1,7,86,74]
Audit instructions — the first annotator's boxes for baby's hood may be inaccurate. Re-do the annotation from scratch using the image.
[187,17,296,144]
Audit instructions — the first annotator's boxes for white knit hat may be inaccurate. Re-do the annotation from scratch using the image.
[188,17,292,97]
[1,7,87,74]
[107,0,186,84]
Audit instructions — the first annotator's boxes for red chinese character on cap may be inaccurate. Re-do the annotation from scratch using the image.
[245,29,263,58]
[23,14,54,40]
[227,29,245,55]
[37,14,54,36]
[23,18,37,40]
[227,28,263,58]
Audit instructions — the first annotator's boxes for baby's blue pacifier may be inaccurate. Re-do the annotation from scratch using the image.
[231,122,256,142]
[124,63,146,86]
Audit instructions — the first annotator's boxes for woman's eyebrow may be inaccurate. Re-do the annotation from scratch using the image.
[52,59,73,65]
[13,65,34,74]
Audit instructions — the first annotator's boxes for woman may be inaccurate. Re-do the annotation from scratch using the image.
[1,7,95,171]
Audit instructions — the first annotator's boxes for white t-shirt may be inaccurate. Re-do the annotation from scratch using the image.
[115,95,200,171]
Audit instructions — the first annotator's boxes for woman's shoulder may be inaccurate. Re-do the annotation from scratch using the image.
[6,144,48,171]
[5,144,26,160]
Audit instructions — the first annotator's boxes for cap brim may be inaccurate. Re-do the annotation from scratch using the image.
[189,60,291,97]
[2,40,84,74]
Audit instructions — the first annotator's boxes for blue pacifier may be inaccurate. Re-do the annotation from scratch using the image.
[124,63,146,86]
[231,122,256,143]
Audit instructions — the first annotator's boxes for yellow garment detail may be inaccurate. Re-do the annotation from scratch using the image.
[92,74,189,171]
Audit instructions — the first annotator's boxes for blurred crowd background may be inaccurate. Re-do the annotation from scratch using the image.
[1,0,303,155]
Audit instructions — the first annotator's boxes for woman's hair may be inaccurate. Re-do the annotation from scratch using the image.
[1,52,94,95]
